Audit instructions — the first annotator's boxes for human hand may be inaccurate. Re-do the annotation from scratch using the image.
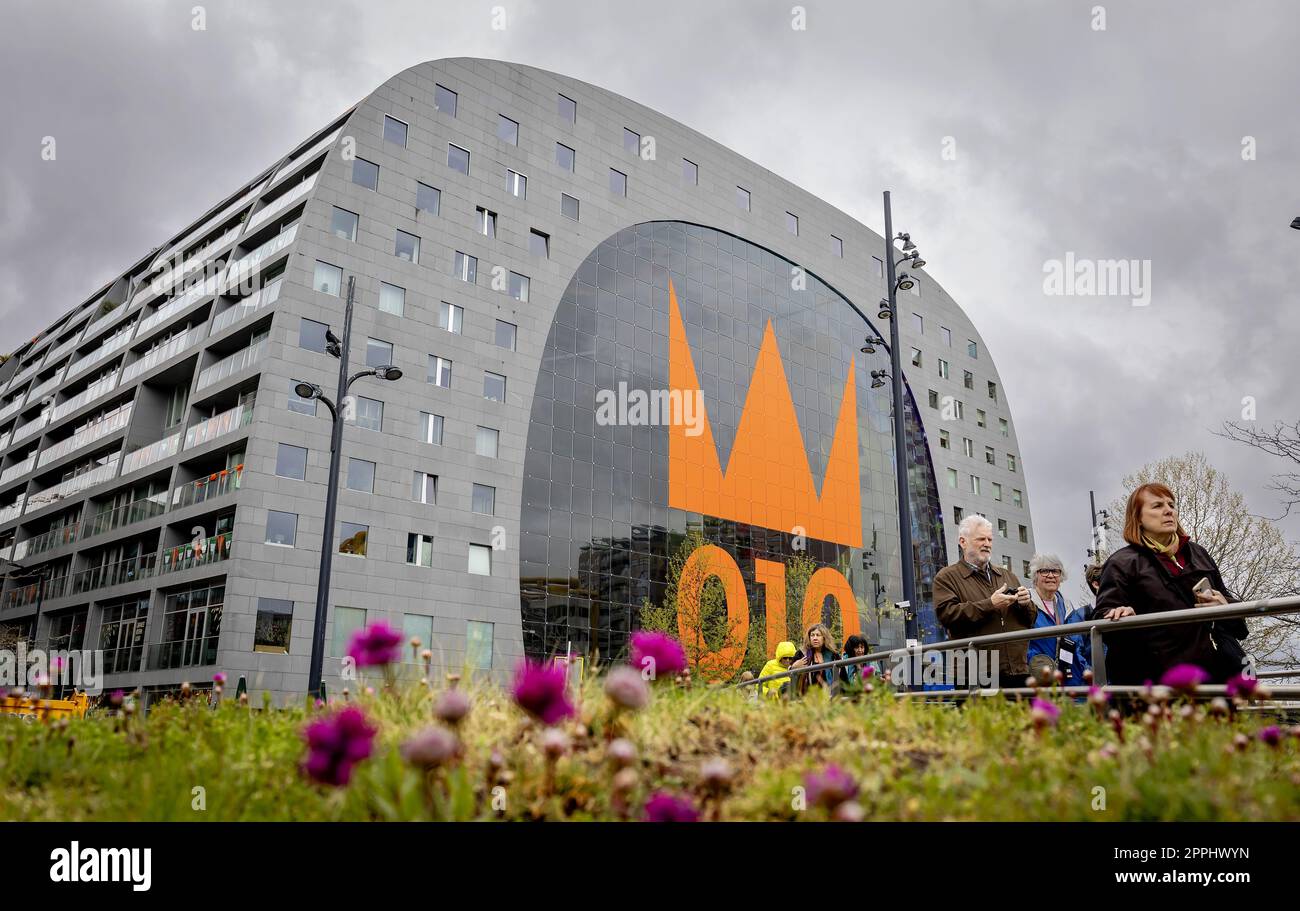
[990,585,1017,610]
[1103,605,1136,620]
[1014,586,1032,606]
[1196,589,1228,606]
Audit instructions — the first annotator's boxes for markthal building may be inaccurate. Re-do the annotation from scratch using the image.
[0,59,1033,703]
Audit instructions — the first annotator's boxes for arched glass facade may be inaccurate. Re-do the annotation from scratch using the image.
[520,222,945,662]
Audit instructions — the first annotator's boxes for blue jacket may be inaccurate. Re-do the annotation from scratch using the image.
[1026,591,1091,686]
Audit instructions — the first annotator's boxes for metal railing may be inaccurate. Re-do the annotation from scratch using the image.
[0,453,37,486]
[37,404,132,468]
[65,325,134,379]
[23,457,121,514]
[184,398,255,450]
[0,497,23,525]
[12,521,81,561]
[210,278,281,336]
[0,397,23,423]
[244,173,316,235]
[219,224,297,294]
[72,551,158,595]
[10,411,50,446]
[25,367,68,406]
[157,533,233,575]
[120,326,206,384]
[195,336,267,392]
[172,464,243,509]
[52,370,120,423]
[83,495,167,539]
[120,431,181,476]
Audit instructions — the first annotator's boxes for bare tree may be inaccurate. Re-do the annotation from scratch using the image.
[1218,419,1300,520]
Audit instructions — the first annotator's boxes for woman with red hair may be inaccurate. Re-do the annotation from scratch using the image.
[1092,483,1249,684]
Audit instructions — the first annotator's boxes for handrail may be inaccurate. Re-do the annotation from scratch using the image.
[210,278,281,336]
[37,404,132,468]
[120,431,181,476]
[184,398,255,450]
[83,494,167,539]
[172,464,243,509]
[120,325,205,384]
[194,336,267,392]
[52,370,121,423]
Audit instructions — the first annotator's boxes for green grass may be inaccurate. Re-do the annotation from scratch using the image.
[2,678,1297,821]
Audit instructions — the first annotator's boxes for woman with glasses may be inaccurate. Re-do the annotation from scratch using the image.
[1025,553,1090,686]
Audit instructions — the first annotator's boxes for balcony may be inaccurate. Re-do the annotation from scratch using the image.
[195,337,267,393]
[9,411,49,446]
[24,457,121,515]
[147,635,219,671]
[71,551,158,596]
[219,224,298,295]
[3,576,58,610]
[120,432,181,476]
[184,398,255,451]
[0,497,25,525]
[151,184,261,274]
[82,298,132,336]
[38,404,133,469]
[0,397,23,423]
[119,325,206,384]
[244,173,317,235]
[52,371,121,423]
[172,464,243,509]
[210,278,282,336]
[0,453,36,487]
[145,224,243,303]
[11,522,80,562]
[266,128,339,193]
[44,334,80,365]
[66,326,134,380]
[26,367,68,405]
[84,495,167,540]
[7,361,42,389]
[158,532,232,576]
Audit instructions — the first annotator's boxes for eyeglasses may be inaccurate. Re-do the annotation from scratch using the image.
[1037,569,1062,576]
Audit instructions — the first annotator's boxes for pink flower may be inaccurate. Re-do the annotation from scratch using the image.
[212,672,227,686]
[604,666,650,710]
[301,706,377,787]
[346,622,404,668]
[511,661,575,725]
[629,631,687,680]
[1258,726,1282,748]
[804,764,858,809]
[643,791,700,822]
[1088,686,1110,708]
[435,689,471,725]
[1159,664,1209,694]
[1031,698,1060,729]
[401,727,461,767]
[1226,675,1258,698]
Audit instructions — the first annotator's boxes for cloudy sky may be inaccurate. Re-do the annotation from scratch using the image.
[2,0,1297,576]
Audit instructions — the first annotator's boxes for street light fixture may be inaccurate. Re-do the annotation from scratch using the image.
[870,369,889,389]
[303,276,403,700]
[1291,217,1300,230]
[860,336,887,355]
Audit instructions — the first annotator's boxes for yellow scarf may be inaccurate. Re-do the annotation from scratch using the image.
[1141,531,1184,567]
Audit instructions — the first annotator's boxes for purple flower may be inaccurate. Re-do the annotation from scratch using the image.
[629,631,688,680]
[604,666,650,710]
[301,705,377,787]
[643,791,700,822]
[1226,675,1258,698]
[1160,664,1209,694]
[511,660,575,725]
[804,764,858,809]
[1088,686,1110,708]
[1259,726,1283,748]
[212,672,227,686]
[346,622,404,668]
[434,689,471,725]
[1031,698,1060,728]
[401,727,461,768]
[108,690,124,708]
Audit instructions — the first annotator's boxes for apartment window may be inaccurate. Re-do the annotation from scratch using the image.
[331,606,366,657]
[999,418,1010,437]
[939,429,950,450]
[962,438,974,458]
[1007,454,1018,472]
[354,396,383,432]
[506,169,527,199]
[988,381,998,403]
[985,446,996,466]
[447,144,470,176]
[476,206,497,238]
[623,128,640,155]
[946,468,958,488]
[927,390,939,409]
[407,533,434,567]
[910,348,922,368]
[955,400,965,420]
[265,510,297,546]
[993,482,1003,502]
[976,409,986,429]
[497,114,519,145]
[997,519,1008,538]
[555,143,575,172]
[428,356,452,388]
[394,230,420,263]
[365,337,393,368]
[737,186,751,211]
[416,182,441,215]
[953,506,964,525]
[963,370,974,390]
[299,317,329,351]
[472,483,496,516]
[830,235,843,258]
[382,115,408,147]
[1012,489,1023,507]
[938,358,949,379]
[529,229,549,258]
[378,282,405,317]
[434,84,458,116]
[330,207,358,241]
[476,426,499,458]
[609,167,627,196]
[403,615,432,660]
[439,302,464,334]
[484,371,507,402]
[1019,525,1029,544]
[312,262,342,296]
[275,443,307,480]
[346,458,375,493]
[164,385,188,428]
[1002,556,1013,570]
[454,251,477,283]
[339,522,368,557]
[786,211,798,235]
[254,598,292,654]
[941,326,952,346]
[970,475,981,495]
[682,158,698,185]
[468,544,492,576]
[288,379,317,415]
[495,320,517,351]
[419,413,443,445]
[351,158,379,191]
[561,193,579,220]
[911,312,923,334]
[557,93,576,123]
[466,621,494,671]
[872,256,884,277]
[412,471,437,504]
[509,272,529,302]
[968,339,979,358]
[1023,560,1031,577]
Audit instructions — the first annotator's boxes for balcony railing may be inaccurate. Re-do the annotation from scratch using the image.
[3,577,60,610]
[0,397,23,423]
[0,543,11,561]
[71,551,158,596]
[120,325,206,384]
[26,367,68,405]
[10,411,50,446]
[66,326,133,379]
[120,431,181,476]
[38,404,133,468]
[210,278,282,336]
[7,361,42,389]
[0,454,36,486]
[266,128,339,193]
[195,337,267,393]
[219,225,297,295]
[184,398,255,451]
[11,521,80,562]
[24,457,121,514]
[148,635,219,671]
[0,497,24,525]
[52,371,121,423]
[44,334,79,365]
[83,297,131,335]
[84,495,167,540]
[172,464,243,509]
[151,184,260,274]
[244,174,316,235]
[158,532,232,575]
[145,224,243,303]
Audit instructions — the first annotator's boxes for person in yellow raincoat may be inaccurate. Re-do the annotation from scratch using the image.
[758,640,797,699]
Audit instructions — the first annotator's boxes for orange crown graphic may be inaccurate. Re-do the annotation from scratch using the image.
[668,281,862,548]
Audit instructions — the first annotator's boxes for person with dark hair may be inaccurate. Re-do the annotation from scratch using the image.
[1091,483,1248,684]
[841,634,871,687]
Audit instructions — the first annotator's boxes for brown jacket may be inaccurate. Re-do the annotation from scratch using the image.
[933,561,1035,680]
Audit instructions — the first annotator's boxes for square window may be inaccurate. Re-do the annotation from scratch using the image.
[354,396,383,432]
[407,533,434,567]
[475,426,499,458]
[609,167,627,196]
[428,355,453,388]
[339,522,368,557]
[312,262,342,296]
[403,614,433,659]
[330,207,358,241]
[786,211,798,235]
[416,182,441,215]
[275,443,307,480]
[998,519,1008,538]
[472,483,496,516]
[495,320,517,351]
[454,251,477,283]
[254,598,293,654]
[419,412,443,445]
[439,302,464,334]
[365,337,393,368]
[346,457,375,492]
[330,606,366,657]
[434,84,458,116]
[506,169,527,198]
[484,371,506,402]
[468,544,492,576]
[963,438,974,458]
[351,158,379,191]
[288,379,317,415]
[1019,525,1028,544]
[447,143,470,176]
[394,230,420,263]
[830,234,843,257]
[555,142,575,172]
[509,272,529,302]
[476,206,497,238]
[682,158,698,184]
[623,127,640,155]
[378,282,405,317]
[939,430,950,449]
[953,506,964,525]
[466,620,493,670]
[382,115,407,147]
[529,229,549,258]
[736,186,751,211]
[970,475,981,495]
[265,510,297,546]
[412,471,437,504]
[497,114,519,145]
[557,93,576,123]
[561,193,579,220]
[927,389,939,409]
[968,339,979,358]
[299,317,329,351]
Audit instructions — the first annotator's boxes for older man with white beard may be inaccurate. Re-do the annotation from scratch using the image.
[933,514,1036,682]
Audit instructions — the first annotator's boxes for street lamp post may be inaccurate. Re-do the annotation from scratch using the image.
[302,276,403,700]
